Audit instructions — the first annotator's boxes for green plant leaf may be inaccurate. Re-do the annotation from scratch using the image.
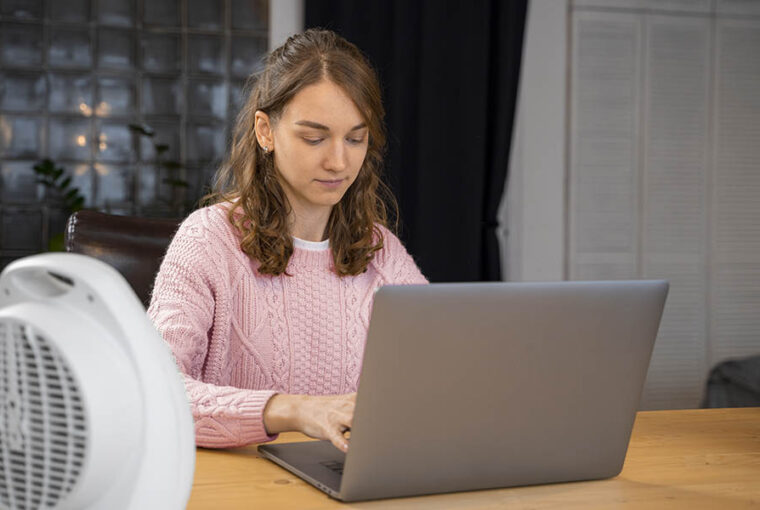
[33,158,87,246]
[33,160,55,176]
[162,160,182,170]
[70,196,85,212]
[128,123,155,137]
[48,232,65,252]
[162,178,189,188]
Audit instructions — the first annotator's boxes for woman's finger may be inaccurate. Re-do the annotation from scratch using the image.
[330,408,353,431]
[327,427,349,453]
[343,412,353,429]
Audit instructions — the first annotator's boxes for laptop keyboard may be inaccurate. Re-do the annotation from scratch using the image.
[320,460,344,475]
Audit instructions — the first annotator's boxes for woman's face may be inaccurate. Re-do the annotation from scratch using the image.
[262,79,369,218]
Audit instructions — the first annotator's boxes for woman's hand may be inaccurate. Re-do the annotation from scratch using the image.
[263,393,356,452]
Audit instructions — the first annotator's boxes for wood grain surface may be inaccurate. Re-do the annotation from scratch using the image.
[186,408,760,509]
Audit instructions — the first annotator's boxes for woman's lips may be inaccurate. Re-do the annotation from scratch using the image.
[315,179,344,189]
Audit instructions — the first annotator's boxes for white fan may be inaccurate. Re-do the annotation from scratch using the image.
[0,253,195,510]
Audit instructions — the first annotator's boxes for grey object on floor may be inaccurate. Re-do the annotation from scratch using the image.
[703,355,760,408]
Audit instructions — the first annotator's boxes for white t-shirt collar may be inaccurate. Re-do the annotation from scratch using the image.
[293,236,330,251]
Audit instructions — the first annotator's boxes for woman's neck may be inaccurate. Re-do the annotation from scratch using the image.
[289,205,332,242]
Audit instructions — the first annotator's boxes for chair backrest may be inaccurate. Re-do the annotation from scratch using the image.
[65,210,180,308]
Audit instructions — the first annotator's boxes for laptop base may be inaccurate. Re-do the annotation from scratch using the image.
[258,441,345,500]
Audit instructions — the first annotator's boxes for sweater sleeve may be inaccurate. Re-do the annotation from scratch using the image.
[147,214,278,448]
[374,225,429,285]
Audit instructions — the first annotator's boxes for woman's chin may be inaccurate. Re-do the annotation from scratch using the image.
[316,190,349,205]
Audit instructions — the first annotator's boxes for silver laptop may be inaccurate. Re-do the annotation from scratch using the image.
[258,280,668,502]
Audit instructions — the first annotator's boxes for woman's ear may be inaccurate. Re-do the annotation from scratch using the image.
[254,110,274,152]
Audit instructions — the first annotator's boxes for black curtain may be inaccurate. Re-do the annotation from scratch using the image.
[305,0,527,282]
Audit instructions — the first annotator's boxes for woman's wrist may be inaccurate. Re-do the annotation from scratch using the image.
[263,394,302,435]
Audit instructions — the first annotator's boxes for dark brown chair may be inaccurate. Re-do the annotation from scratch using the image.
[65,210,181,308]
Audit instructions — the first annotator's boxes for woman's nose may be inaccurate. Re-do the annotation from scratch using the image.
[324,139,347,172]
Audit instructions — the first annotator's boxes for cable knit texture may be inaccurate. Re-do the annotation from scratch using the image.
[148,203,428,448]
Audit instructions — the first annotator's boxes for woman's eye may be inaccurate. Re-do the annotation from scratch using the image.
[303,138,323,145]
[347,137,365,145]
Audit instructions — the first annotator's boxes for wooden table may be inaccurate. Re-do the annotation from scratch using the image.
[187,408,760,509]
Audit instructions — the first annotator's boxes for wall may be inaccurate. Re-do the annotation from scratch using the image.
[499,0,567,283]
[502,0,760,409]
[0,0,269,265]
[269,0,302,50]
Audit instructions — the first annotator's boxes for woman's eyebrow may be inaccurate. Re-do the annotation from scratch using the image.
[294,120,367,132]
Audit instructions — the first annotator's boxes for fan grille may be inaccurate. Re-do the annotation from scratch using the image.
[0,320,87,510]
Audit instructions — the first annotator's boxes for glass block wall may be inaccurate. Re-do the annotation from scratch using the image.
[0,0,269,267]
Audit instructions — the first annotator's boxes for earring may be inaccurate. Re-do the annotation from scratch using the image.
[262,145,269,153]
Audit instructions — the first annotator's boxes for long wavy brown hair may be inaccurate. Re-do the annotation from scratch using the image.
[204,28,398,277]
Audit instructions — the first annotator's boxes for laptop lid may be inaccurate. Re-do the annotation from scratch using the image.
[335,280,668,501]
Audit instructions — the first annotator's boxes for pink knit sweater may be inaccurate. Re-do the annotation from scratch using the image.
[147,204,427,448]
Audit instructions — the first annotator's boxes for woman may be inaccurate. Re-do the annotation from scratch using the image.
[148,29,427,453]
